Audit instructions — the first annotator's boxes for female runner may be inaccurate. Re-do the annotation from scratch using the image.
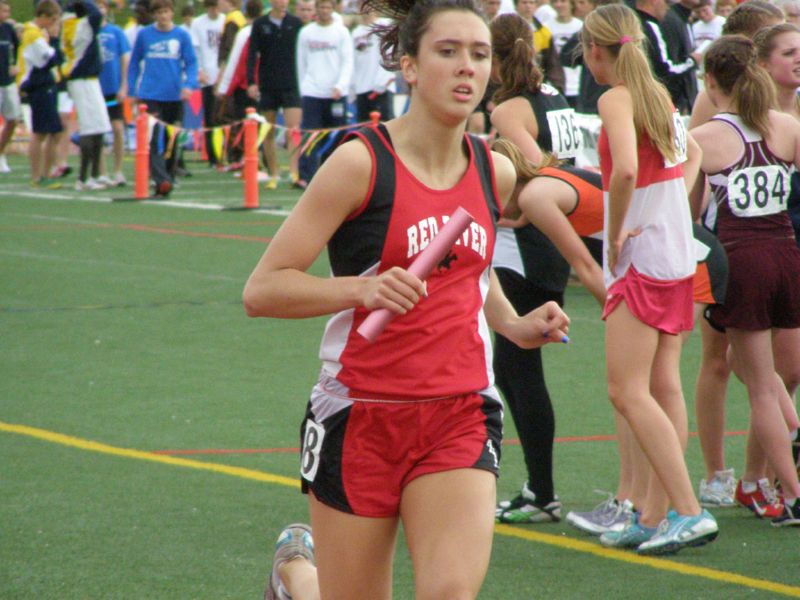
[243,0,570,597]
[691,34,800,526]
[581,3,718,554]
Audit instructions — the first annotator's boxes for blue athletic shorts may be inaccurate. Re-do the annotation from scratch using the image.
[29,86,62,135]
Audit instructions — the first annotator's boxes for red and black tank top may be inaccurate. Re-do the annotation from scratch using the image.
[319,124,501,400]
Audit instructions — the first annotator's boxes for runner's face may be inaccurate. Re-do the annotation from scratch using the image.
[0,5,10,22]
[763,31,800,90]
[403,10,492,125]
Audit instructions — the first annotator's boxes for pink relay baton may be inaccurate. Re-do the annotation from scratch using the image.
[357,206,475,343]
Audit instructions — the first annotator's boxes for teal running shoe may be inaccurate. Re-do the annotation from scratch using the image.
[637,510,719,556]
[599,512,657,548]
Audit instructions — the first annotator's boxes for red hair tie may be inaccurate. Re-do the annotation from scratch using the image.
[619,35,632,45]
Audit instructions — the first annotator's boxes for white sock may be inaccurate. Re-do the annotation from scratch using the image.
[741,480,758,494]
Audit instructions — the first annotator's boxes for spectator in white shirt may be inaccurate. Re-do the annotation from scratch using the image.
[350,8,394,122]
[692,0,724,56]
[191,0,224,166]
[295,0,353,187]
[547,0,583,107]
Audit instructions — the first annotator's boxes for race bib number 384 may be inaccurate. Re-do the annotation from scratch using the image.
[546,108,582,159]
[726,165,790,218]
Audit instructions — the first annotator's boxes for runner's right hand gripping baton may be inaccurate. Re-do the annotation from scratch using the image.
[357,206,475,343]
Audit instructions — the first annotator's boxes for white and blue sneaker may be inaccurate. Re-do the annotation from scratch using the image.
[699,468,736,508]
[265,523,315,600]
[599,512,657,548]
[637,510,719,556]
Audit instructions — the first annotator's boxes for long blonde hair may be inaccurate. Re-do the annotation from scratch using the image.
[492,138,560,181]
[492,138,561,218]
[582,4,678,163]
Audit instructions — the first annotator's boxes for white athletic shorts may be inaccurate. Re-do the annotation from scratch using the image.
[67,78,111,136]
[0,83,22,121]
[57,89,73,114]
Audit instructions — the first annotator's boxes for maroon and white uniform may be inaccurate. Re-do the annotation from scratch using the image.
[706,113,800,330]
[598,113,696,334]
[300,125,504,517]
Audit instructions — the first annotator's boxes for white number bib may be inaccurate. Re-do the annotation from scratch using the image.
[300,419,325,483]
[726,165,790,217]
[546,108,582,159]
[665,113,688,167]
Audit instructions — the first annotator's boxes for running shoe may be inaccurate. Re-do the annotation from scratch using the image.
[0,154,10,173]
[50,165,72,178]
[599,512,656,549]
[95,175,115,187]
[264,523,315,600]
[699,468,736,508]
[771,497,800,527]
[265,177,278,190]
[566,492,633,536]
[112,172,127,187]
[153,180,173,198]
[31,177,62,189]
[496,482,529,517]
[636,510,719,556]
[735,478,784,519]
[75,178,107,191]
[496,483,561,523]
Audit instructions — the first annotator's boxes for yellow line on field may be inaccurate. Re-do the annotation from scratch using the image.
[495,524,800,597]
[0,421,300,490]
[3,420,799,597]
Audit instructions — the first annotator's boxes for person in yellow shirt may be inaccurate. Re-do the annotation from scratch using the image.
[17,0,63,188]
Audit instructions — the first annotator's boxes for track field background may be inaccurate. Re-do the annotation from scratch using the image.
[1,154,799,598]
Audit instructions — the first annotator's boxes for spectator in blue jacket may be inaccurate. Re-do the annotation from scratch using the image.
[97,0,130,186]
[128,0,198,197]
